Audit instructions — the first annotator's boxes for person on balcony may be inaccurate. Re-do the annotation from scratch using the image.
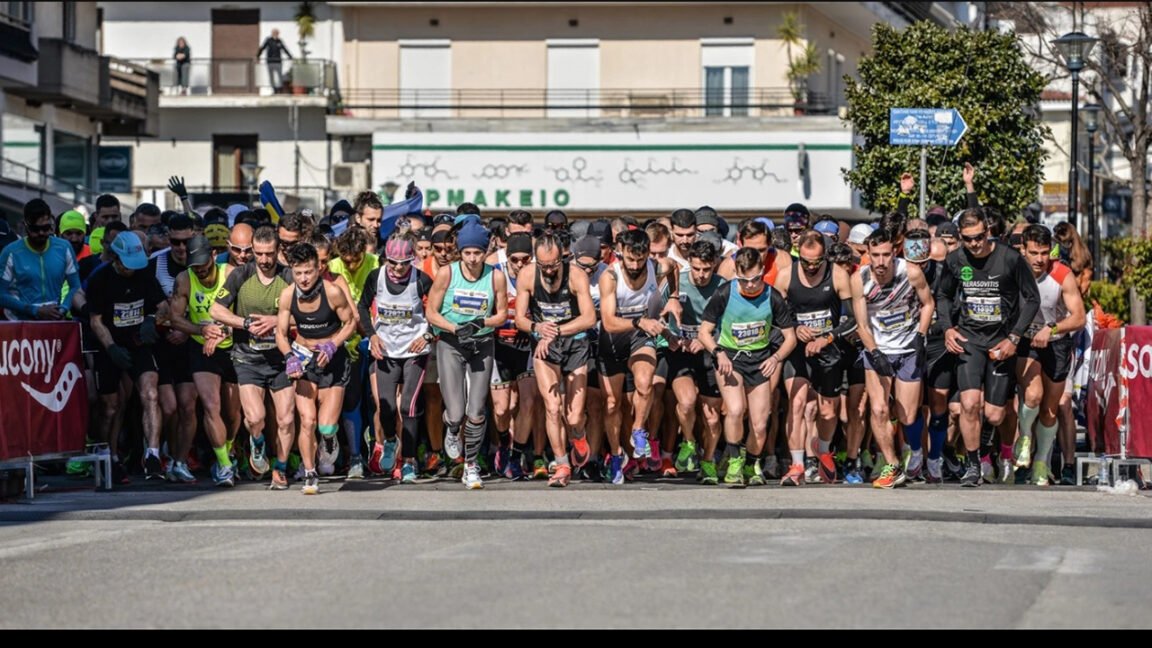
[257,29,293,93]
[173,37,191,94]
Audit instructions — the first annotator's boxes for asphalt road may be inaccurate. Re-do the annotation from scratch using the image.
[2,476,1150,628]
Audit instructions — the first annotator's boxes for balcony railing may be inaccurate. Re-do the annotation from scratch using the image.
[135,184,333,214]
[338,86,839,119]
[0,157,102,207]
[125,57,339,99]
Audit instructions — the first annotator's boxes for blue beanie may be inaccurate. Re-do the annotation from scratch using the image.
[456,222,490,251]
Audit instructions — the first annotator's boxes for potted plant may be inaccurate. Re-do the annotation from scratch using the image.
[292,1,319,94]
[777,12,822,115]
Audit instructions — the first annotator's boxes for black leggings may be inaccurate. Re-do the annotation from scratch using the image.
[375,354,429,459]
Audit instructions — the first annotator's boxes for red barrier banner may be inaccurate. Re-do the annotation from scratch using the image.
[1119,326,1152,457]
[1088,328,1123,455]
[0,322,87,460]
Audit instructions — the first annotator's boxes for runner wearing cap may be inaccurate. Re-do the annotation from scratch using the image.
[361,232,434,484]
[783,203,810,257]
[168,234,240,486]
[426,221,508,490]
[491,232,537,480]
[544,209,568,232]
[57,210,91,260]
[276,242,357,494]
[694,206,738,257]
[514,232,597,487]
[86,231,168,480]
[569,235,609,480]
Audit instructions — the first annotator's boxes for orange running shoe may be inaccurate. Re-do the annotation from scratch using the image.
[661,457,678,477]
[818,452,837,484]
[548,464,572,487]
[571,437,591,470]
[780,462,806,487]
[872,464,904,489]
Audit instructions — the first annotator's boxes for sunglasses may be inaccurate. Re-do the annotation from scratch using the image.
[735,274,762,284]
[508,255,532,265]
[574,258,599,271]
[960,232,987,244]
[433,245,450,253]
[27,223,53,233]
[787,227,805,235]
[229,244,253,254]
[279,240,298,248]
[538,260,563,271]
[169,238,192,247]
[799,256,824,269]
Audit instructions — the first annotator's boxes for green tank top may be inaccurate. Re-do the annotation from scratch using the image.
[673,270,723,341]
[438,262,495,336]
[189,264,232,349]
[718,285,774,352]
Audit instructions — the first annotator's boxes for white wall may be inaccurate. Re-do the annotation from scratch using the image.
[98,1,343,70]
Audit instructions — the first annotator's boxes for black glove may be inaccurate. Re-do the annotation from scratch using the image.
[869,348,895,378]
[405,181,418,200]
[912,332,927,365]
[454,318,485,340]
[167,175,188,200]
[106,345,133,371]
[139,317,160,345]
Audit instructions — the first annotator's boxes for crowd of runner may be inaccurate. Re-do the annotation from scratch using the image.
[0,165,1097,493]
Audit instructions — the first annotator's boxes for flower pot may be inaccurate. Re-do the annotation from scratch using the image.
[291,85,307,95]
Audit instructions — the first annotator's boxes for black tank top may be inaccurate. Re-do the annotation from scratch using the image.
[291,281,341,339]
[529,263,580,326]
[788,260,841,336]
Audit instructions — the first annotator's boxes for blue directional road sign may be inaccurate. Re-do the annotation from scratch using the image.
[889,108,968,146]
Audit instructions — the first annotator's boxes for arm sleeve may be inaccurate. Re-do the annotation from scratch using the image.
[358,268,379,326]
[896,195,912,216]
[417,271,433,298]
[771,287,796,329]
[935,257,957,331]
[62,246,80,313]
[831,297,857,338]
[215,264,248,309]
[700,283,731,326]
[0,249,31,318]
[1010,255,1042,338]
[966,191,981,209]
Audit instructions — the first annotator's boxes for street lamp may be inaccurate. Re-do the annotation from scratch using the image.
[239,163,264,209]
[1083,102,1103,263]
[1052,31,1098,228]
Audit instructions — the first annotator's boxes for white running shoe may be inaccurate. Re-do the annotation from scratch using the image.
[445,429,462,460]
[462,462,484,490]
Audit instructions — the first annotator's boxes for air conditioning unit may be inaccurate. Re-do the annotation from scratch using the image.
[331,162,369,193]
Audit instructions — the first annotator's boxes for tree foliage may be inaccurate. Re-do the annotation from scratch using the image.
[842,22,1050,218]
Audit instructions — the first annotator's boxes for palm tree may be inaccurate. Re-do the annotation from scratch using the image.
[777,11,822,110]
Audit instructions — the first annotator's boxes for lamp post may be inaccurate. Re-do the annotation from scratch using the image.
[1083,102,1102,263]
[1052,31,1098,228]
[239,163,264,209]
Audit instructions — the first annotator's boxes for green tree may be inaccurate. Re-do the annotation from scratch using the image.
[842,22,1050,218]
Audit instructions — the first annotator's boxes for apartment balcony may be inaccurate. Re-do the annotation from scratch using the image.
[125,58,341,111]
[8,38,101,107]
[337,86,841,120]
[92,57,160,137]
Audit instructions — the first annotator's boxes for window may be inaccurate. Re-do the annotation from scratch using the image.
[212,135,258,191]
[547,39,600,118]
[702,38,753,117]
[0,1,33,28]
[63,1,75,42]
[399,40,451,118]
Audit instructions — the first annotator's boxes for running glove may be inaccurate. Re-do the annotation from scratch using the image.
[106,345,133,371]
[869,348,895,378]
[285,354,304,377]
[139,317,160,345]
[912,332,927,365]
[316,341,338,362]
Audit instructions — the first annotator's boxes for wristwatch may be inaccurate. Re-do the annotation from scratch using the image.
[1008,333,1021,346]
[243,316,253,332]
[422,332,435,342]
[1050,324,1060,336]
[632,317,642,330]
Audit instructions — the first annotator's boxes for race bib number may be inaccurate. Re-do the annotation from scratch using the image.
[875,307,911,333]
[291,341,314,370]
[451,288,489,318]
[964,296,1002,323]
[539,301,572,323]
[679,324,699,340]
[377,303,413,326]
[250,332,277,351]
[617,304,645,319]
[731,321,766,347]
[112,300,144,328]
[797,309,834,335]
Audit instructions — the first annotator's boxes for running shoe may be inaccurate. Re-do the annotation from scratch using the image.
[744,459,766,486]
[868,455,887,483]
[631,428,650,459]
[780,462,806,487]
[423,451,444,477]
[675,441,698,474]
[186,451,203,474]
[532,458,548,480]
[818,452,837,484]
[444,428,462,460]
[645,438,662,472]
[1014,435,1033,468]
[724,455,746,488]
[462,462,484,490]
[380,437,399,473]
[980,455,995,484]
[66,458,91,477]
[998,456,1015,484]
[548,459,558,476]
[700,460,719,485]
[872,464,902,489]
[301,470,320,495]
[804,456,820,483]
[269,468,289,490]
[367,443,385,475]
[493,445,510,477]
[392,464,402,481]
[608,454,626,485]
[1014,465,1031,484]
[661,457,678,477]
[843,467,864,485]
[143,453,164,481]
[1032,462,1052,487]
[1060,464,1077,486]
[166,460,196,484]
[211,462,235,488]
[400,461,418,484]
[504,453,526,481]
[571,437,591,470]
[318,435,340,477]
[346,461,365,480]
[548,464,572,487]
[960,462,982,487]
[763,455,781,479]
[904,453,924,482]
[925,458,943,484]
[942,452,963,481]
[449,458,466,480]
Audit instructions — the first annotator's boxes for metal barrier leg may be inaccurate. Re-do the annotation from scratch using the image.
[25,455,34,500]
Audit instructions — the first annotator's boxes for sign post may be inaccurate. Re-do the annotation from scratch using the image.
[889,108,969,215]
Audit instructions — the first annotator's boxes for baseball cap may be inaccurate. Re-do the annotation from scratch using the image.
[587,219,614,247]
[432,213,456,228]
[110,231,149,270]
[848,223,873,245]
[204,223,230,249]
[545,210,568,228]
[695,209,720,229]
[185,234,214,266]
[698,230,725,254]
[59,210,86,234]
[753,217,776,231]
[572,236,602,262]
[936,222,959,239]
[813,219,839,237]
[784,203,810,227]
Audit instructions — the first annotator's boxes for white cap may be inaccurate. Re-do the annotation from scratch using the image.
[848,223,873,245]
